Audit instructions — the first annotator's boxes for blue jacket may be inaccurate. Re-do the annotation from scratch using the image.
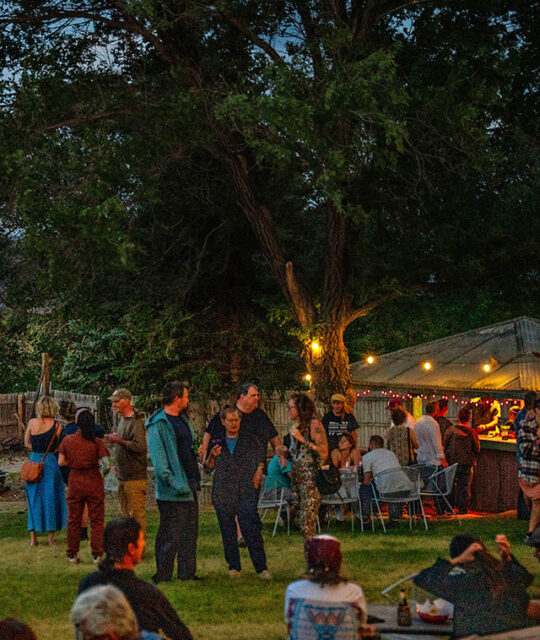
[145,409,193,502]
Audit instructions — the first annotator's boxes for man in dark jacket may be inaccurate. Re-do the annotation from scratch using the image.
[79,518,192,640]
[443,408,480,514]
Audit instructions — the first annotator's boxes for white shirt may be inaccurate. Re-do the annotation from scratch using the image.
[414,415,445,465]
[284,579,367,625]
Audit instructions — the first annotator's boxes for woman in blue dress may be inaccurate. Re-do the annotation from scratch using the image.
[24,395,67,546]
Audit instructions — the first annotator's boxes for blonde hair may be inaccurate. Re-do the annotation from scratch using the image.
[36,396,58,419]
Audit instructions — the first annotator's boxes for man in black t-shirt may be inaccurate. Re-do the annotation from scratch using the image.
[204,383,281,485]
[321,393,359,452]
[435,398,453,440]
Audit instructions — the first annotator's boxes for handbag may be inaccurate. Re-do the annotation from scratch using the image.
[407,428,417,466]
[21,422,61,484]
[316,463,342,494]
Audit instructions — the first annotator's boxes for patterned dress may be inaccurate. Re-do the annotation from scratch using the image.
[290,427,321,556]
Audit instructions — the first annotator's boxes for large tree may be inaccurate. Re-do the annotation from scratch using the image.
[1,1,538,401]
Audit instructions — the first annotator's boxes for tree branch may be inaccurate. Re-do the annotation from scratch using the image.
[217,8,283,64]
[345,283,432,326]
[44,109,136,130]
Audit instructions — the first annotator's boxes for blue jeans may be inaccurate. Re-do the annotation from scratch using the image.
[214,498,267,573]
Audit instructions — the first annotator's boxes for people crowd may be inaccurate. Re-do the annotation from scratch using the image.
[13,385,540,638]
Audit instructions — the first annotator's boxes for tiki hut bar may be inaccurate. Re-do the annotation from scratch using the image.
[349,316,540,513]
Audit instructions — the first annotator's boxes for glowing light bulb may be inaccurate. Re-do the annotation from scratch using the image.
[367,355,375,364]
[483,364,491,373]
[423,362,432,371]
[311,342,321,353]
[304,374,312,381]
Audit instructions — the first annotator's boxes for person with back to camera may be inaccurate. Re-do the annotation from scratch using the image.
[24,395,67,547]
[284,534,373,640]
[78,517,192,640]
[287,394,329,556]
[58,408,109,563]
[414,533,533,638]
[386,407,419,467]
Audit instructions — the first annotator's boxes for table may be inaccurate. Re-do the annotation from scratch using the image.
[369,604,452,636]
[470,437,518,512]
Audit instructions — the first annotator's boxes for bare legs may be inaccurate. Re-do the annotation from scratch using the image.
[30,530,38,546]
[29,530,56,545]
[47,531,56,545]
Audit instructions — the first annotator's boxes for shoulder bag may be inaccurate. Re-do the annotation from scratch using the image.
[20,422,61,484]
[307,423,342,494]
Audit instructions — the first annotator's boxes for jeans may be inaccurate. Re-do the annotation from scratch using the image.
[453,464,473,513]
[359,483,403,520]
[154,491,198,581]
[214,498,267,573]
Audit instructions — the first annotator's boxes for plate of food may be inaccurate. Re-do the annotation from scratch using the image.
[416,600,450,624]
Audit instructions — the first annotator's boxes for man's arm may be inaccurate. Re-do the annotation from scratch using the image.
[108,419,146,453]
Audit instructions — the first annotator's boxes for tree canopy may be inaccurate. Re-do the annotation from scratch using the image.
[0,1,538,400]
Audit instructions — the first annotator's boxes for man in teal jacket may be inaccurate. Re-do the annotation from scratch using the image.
[146,381,201,583]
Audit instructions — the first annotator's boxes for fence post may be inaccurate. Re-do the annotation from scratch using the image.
[42,353,50,396]
[17,394,26,437]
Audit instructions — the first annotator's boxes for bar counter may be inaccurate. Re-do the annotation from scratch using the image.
[469,436,518,513]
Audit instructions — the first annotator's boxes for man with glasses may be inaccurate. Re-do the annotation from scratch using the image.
[322,393,359,452]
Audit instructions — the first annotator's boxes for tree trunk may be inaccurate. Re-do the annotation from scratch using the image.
[306,322,355,408]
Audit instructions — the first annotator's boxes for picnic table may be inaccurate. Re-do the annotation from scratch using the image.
[369,604,452,636]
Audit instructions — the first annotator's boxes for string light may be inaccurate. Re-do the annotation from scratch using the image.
[483,363,491,373]
[304,374,312,381]
[423,362,432,371]
[311,342,321,354]
[366,355,375,364]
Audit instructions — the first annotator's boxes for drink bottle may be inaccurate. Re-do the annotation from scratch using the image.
[397,587,412,626]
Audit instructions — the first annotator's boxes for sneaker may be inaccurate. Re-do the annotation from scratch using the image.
[258,569,272,580]
[92,554,102,564]
[68,555,80,564]
[229,569,241,578]
[237,537,247,548]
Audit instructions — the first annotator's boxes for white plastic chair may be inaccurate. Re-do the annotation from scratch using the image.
[258,477,293,536]
[320,467,364,532]
[287,598,359,640]
[371,466,428,532]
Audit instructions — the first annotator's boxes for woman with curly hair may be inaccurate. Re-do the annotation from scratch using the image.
[287,394,328,555]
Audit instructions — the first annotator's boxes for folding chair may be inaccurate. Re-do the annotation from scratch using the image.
[371,466,428,532]
[257,477,293,536]
[287,598,359,640]
[412,463,461,524]
[320,467,363,532]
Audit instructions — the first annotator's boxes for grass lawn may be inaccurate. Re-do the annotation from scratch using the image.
[0,499,538,640]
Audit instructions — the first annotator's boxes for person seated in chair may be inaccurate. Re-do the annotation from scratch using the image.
[360,435,404,523]
[284,535,373,639]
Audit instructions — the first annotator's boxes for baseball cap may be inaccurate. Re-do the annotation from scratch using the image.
[331,393,346,403]
[108,388,132,402]
[385,398,401,410]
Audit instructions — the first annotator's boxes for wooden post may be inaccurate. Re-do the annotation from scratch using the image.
[41,353,50,396]
[17,393,25,437]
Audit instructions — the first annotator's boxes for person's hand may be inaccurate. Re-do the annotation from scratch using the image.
[290,427,304,443]
[278,455,288,470]
[209,444,222,459]
[106,432,121,445]
[441,458,449,468]
[450,541,483,565]
[495,534,511,560]
[276,444,288,456]
[359,623,378,639]
[252,466,263,489]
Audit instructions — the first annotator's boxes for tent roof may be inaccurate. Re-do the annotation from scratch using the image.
[350,316,540,392]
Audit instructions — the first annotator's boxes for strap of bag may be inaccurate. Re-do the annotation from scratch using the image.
[41,421,62,462]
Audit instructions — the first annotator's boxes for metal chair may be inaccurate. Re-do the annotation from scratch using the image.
[287,598,360,640]
[371,466,428,532]
[257,477,293,536]
[412,463,461,524]
[320,467,364,532]
[197,462,213,509]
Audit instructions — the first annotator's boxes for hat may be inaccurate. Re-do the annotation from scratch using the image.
[385,398,402,410]
[108,388,132,402]
[524,528,540,547]
[307,535,342,572]
[331,393,346,403]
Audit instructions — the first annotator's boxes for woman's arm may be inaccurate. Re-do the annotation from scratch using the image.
[331,449,341,467]
[24,423,33,449]
[309,419,329,461]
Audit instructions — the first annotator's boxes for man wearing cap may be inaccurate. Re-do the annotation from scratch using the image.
[321,394,359,452]
[106,389,148,533]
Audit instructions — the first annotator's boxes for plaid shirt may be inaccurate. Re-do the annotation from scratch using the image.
[517,415,540,484]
